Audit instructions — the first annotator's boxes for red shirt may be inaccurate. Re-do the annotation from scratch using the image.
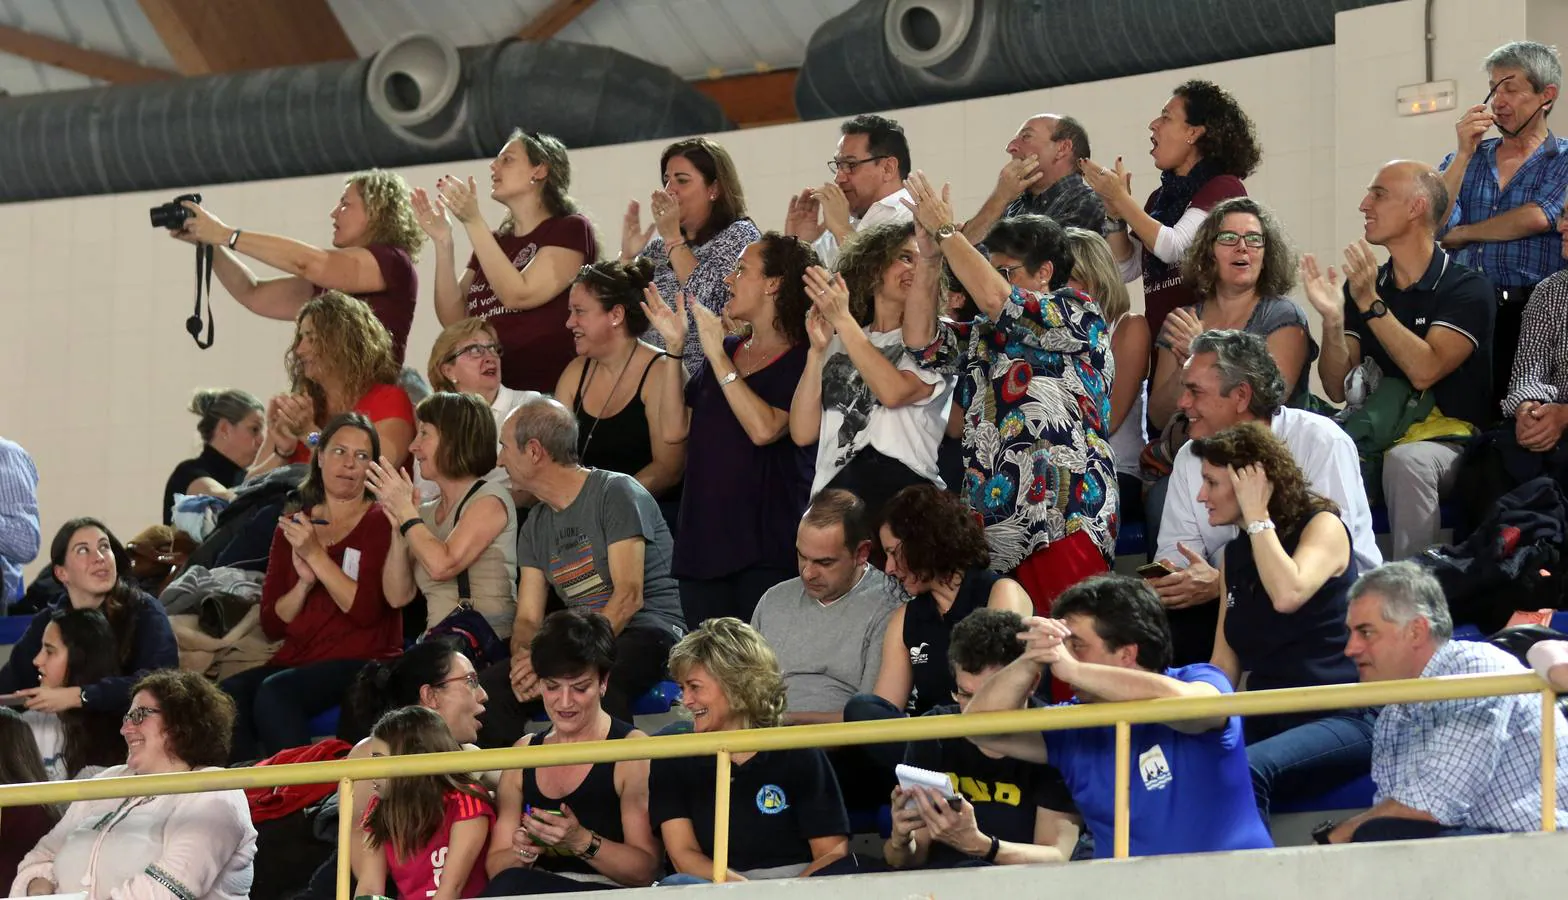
[365,790,495,899]
[464,215,597,392]
[1140,174,1248,342]
[313,243,418,365]
[259,504,402,667]
[287,383,414,465]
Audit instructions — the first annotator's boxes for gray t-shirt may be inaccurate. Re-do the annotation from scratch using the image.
[1156,294,1318,404]
[518,469,684,635]
[751,566,904,714]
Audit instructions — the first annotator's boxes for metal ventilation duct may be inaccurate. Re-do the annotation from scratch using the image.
[0,37,732,203]
[795,0,1401,119]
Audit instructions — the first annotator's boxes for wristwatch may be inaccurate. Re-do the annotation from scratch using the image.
[79,688,88,708]
[718,371,740,388]
[1245,518,1276,535]
[580,832,602,860]
[1365,299,1389,319]
[935,223,957,242]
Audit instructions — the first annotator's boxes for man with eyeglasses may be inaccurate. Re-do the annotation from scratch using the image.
[1438,40,1568,412]
[1307,161,1495,560]
[961,115,1106,244]
[784,114,913,269]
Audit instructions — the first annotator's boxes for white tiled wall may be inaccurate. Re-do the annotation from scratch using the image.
[2,0,1557,582]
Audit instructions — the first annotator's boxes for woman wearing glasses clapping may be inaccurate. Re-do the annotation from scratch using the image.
[12,670,258,900]
[1145,198,1316,428]
[221,413,404,762]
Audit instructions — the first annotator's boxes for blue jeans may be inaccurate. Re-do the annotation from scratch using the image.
[221,659,368,761]
[1247,710,1376,821]
[660,874,711,886]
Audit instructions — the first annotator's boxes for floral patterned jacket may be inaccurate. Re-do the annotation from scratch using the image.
[909,285,1118,571]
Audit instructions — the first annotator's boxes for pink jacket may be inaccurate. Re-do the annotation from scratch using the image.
[9,766,257,900]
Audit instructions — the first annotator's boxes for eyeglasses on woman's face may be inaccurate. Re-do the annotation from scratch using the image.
[435,671,482,692]
[123,706,162,726]
[1214,230,1266,248]
[445,342,502,365]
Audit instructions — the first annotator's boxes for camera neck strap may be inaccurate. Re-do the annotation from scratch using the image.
[186,243,215,349]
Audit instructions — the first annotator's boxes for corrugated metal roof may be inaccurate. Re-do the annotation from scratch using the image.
[0,0,858,96]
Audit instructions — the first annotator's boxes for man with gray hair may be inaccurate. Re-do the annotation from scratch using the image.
[475,396,686,747]
[1305,160,1496,561]
[1440,40,1568,409]
[1149,329,1380,663]
[1323,561,1568,842]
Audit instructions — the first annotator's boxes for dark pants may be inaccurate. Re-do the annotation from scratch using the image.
[826,448,932,566]
[844,692,910,770]
[1117,472,1146,525]
[1351,818,1500,842]
[1246,709,1376,821]
[679,566,794,630]
[1492,286,1532,419]
[221,658,368,762]
[483,867,617,895]
[1165,603,1220,667]
[475,621,679,748]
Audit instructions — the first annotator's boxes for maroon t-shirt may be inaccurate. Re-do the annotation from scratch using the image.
[465,214,597,391]
[314,243,418,365]
[1139,174,1248,342]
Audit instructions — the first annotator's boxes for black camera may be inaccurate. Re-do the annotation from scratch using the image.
[149,192,202,230]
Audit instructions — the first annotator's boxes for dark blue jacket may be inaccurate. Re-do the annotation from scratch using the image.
[0,585,179,712]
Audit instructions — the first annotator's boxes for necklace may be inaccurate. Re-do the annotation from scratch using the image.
[737,333,784,377]
[579,344,640,459]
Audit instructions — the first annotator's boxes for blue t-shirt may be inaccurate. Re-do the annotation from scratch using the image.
[1043,663,1273,857]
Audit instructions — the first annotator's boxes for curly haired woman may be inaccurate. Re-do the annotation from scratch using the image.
[789,222,955,533]
[1188,423,1372,822]
[1079,79,1263,349]
[251,291,414,477]
[173,169,424,364]
[1147,197,1315,426]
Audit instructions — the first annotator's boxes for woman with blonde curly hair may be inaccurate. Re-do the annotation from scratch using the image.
[789,222,954,531]
[1188,422,1371,821]
[651,618,852,884]
[419,130,597,392]
[1146,197,1315,426]
[251,291,414,477]
[172,168,424,364]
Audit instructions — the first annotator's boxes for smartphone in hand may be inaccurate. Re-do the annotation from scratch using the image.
[1136,561,1174,579]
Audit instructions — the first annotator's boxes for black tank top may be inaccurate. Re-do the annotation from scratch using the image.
[1222,514,1360,692]
[520,717,634,875]
[574,354,662,484]
[903,568,998,716]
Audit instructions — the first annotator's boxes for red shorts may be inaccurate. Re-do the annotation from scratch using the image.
[1010,530,1110,616]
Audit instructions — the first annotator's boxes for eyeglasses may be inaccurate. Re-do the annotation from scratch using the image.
[435,671,481,692]
[324,446,372,464]
[123,706,162,726]
[445,343,502,364]
[827,155,891,174]
[1214,231,1266,248]
[994,263,1027,280]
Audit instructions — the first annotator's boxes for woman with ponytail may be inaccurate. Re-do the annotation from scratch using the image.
[420,130,598,392]
[163,388,266,523]
[554,258,687,500]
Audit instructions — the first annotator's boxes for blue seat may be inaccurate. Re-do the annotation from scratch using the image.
[847,805,893,838]
[0,615,31,645]
[309,706,341,739]
[1115,520,1148,559]
[1273,774,1376,815]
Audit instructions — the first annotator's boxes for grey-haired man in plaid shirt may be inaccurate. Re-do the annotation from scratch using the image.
[1322,562,1568,843]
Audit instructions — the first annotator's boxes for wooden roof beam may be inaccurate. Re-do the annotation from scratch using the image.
[136,0,356,75]
[0,24,174,84]
[519,0,600,41]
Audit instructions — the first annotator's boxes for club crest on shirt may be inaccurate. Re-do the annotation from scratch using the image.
[1139,744,1173,791]
[756,784,789,814]
[909,642,930,665]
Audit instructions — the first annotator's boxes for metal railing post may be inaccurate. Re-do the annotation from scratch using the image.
[1114,720,1131,858]
[1542,689,1558,833]
[713,750,732,883]
[336,777,354,900]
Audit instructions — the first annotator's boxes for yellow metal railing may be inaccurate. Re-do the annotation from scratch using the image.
[0,672,1559,895]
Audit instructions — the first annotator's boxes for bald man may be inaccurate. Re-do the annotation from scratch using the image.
[962,114,1108,243]
[476,396,685,747]
[1304,160,1496,559]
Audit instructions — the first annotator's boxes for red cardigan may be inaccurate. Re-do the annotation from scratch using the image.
[259,504,402,667]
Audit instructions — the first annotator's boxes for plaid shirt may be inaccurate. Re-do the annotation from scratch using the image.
[1440,133,1568,288]
[1501,268,1568,415]
[1005,173,1109,234]
[1372,640,1568,832]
